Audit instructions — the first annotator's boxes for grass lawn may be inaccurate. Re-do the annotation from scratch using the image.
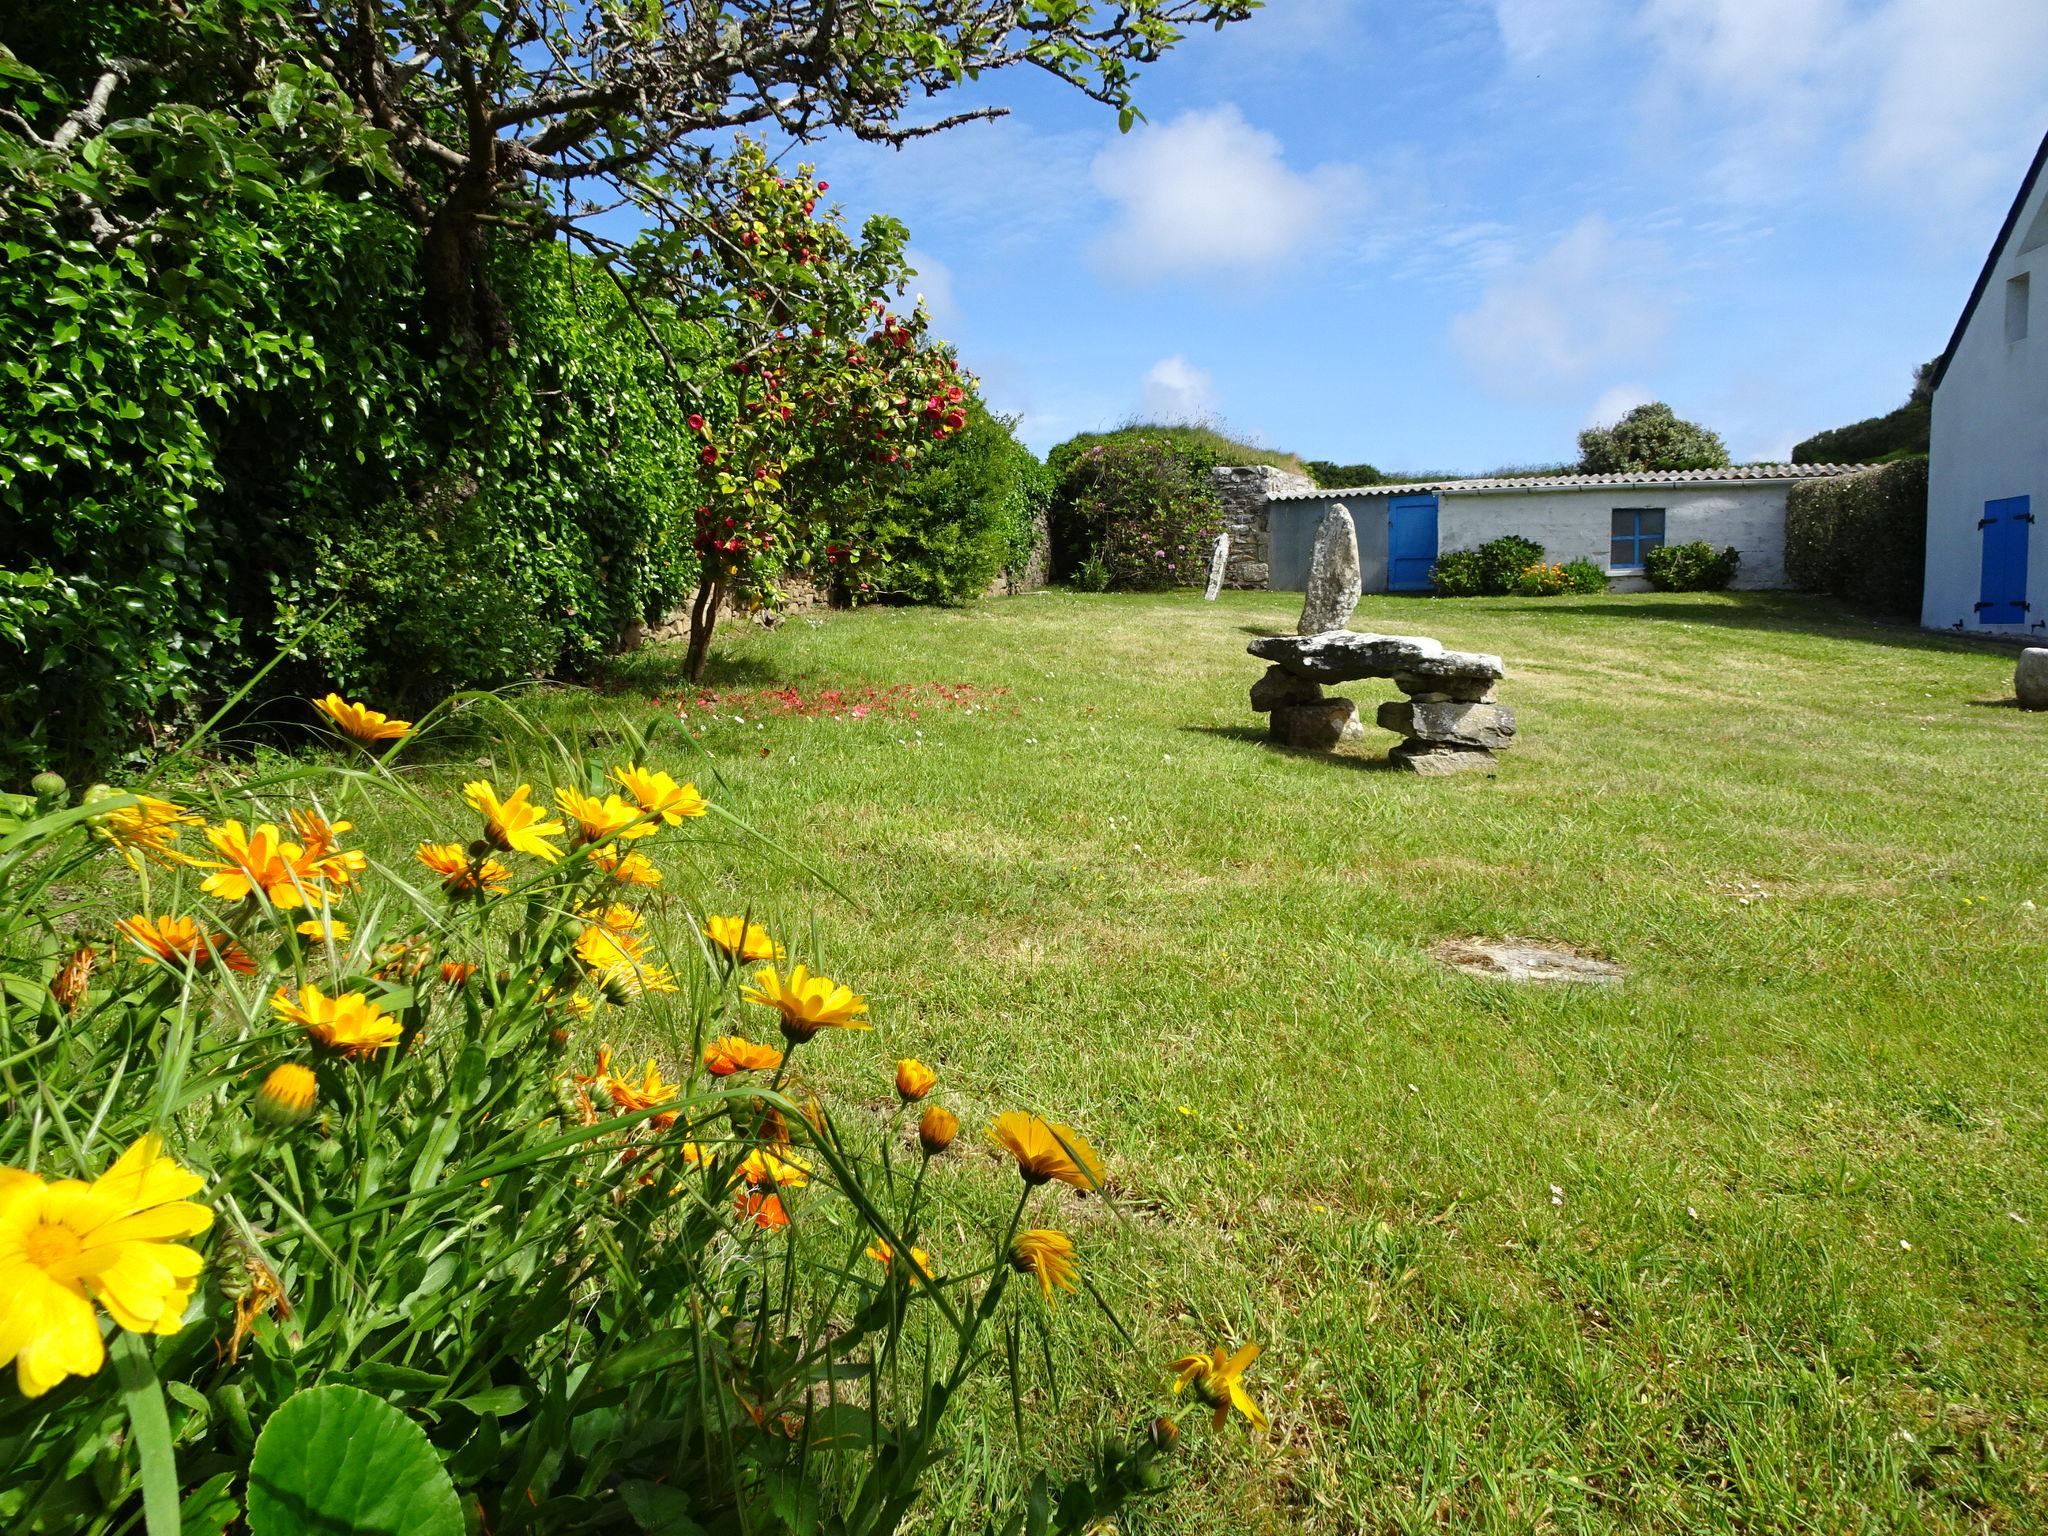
[373,589,2048,1531]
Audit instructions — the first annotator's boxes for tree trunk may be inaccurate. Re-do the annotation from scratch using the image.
[419,175,508,353]
[684,574,726,683]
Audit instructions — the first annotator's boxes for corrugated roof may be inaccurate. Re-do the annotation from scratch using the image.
[1267,464,1871,500]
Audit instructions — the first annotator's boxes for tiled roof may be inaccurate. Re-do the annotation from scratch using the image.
[1267,464,1871,500]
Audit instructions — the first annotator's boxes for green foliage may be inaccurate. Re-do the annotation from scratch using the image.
[1559,557,1610,593]
[1305,460,1386,488]
[1431,535,1546,597]
[1577,403,1731,474]
[1784,459,1928,614]
[1514,558,1610,596]
[1045,424,1306,484]
[247,1386,465,1536]
[1792,362,1934,465]
[1050,440,1222,592]
[868,401,1051,604]
[1643,540,1741,592]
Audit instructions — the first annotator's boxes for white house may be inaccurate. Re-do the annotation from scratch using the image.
[1252,465,1862,594]
[1922,131,2048,634]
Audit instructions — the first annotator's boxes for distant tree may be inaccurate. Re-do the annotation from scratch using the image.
[1791,358,1937,464]
[1306,460,1385,487]
[1577,403,1731,474]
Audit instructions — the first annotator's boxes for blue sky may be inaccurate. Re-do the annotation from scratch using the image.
[786,0,2048,472]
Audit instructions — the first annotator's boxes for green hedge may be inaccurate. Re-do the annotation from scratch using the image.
[1643,541,1740,592]
[1783,460,1928,615]
[1049,439,1221,591]
[866,400,1050,603]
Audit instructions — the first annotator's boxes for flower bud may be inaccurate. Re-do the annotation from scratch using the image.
[895,1058,935,1102]
[917,1104,959,1155]
[254,1063,318,1128]
[1147,1416,1180,1453]
[29,771,66,802]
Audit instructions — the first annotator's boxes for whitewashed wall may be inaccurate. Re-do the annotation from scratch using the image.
[1923,168,2048,632]
[1437,485,1793,590]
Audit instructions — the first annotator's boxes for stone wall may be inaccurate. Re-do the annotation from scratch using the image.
[989,504,1051,596]
[1208,464,1318,588]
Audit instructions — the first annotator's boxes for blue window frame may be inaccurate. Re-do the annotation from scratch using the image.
[1611,508,1666,570]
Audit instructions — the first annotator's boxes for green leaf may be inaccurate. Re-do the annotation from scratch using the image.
[111,1332,181,1536]
[246,1384,465,1536]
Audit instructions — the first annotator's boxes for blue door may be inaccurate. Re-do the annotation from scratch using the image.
[1977,495,2032,625]
[1388,494,1439,593]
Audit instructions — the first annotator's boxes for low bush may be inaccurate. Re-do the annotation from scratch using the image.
[1050,439,1222,592]
[1515,559,1610,597]
[1432,535,1546,597]
[1784,460,1928,614]
[866,400,1051,603]
[0,696,1264,1532]
[1643,541,1741,592]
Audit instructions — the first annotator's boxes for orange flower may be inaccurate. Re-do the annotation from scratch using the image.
[253,1064,318,1127]
[416,842,513,897]
[590,846,662,886]
[894,1059,936,1101]
[115,915,254,975]
[86,788,199,869]
[312,694,412,743]
[1171,1342,1267,1432]
[736,1190,789,1229]
[194,821,333,909]
[988,1112,1104,1190]
[440,962,478,985]
[574,926,677,1001]
[271,983,401,1058]
[1008,1229,1079,1303]
[866,1240,936,1283]
[917,1105,959,1155]
[702,1035,783,1076]
[288,809,368,887]
[603,1057,684,1128]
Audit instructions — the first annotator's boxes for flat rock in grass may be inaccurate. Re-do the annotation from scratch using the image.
[1431,937,1625,986]
[1394,673,1497,703]
[1249,630,1504,685]
[1249,665,1324,713]
[1387,741,1498,776]
[1270,698,1365,751]
[1378,700,1517,750]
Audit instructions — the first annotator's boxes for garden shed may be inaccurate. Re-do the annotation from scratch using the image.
[1258,465,1864,593]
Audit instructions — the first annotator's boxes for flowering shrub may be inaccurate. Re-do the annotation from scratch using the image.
[1513,559,1608,597]
[1430,535,1545,597]
[0,696,1262,1532]
[1050,439,1222,593]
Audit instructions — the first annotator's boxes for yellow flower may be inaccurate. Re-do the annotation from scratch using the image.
[87,789,200,869]
[554,787,657,846]
[610,764,709,824]
[741,964,868,1043]
[288,809,368,888]
[462,781,565,862]
[895,1058,936,1102]
[194,821,332,910]
[1171,1342,1267,1432]
[1008,1229,1079,1304]
[577,902,643,934]
[702,1035,783,1076]
[574,926,678,1001]
[590,846,663,886]
[253,1064,318,1127]
[542,985,596,1021]
[417,842,513,897]
[988,1112,1105,1191]
[271,983,402,1058]
[295,917,351,942]
[867,1240,936,1283]
[602,1057,684,1127]
[733,1147,811,1190]
[0,1134,212,1397]
[704,913,784,963]
[114,914,254,975]
[917,1104,959,1155]
[312,693,412,743]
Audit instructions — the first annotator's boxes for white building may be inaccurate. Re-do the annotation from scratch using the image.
[1256,465,1862,594]
[1923,131,2048,633]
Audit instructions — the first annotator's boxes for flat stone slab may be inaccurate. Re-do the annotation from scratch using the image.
[1430,937,1624,985]
[1394,674,1497,703]
[1388,741,1497,776]
[1250,631,1504,685]
[1378,700,1517,750]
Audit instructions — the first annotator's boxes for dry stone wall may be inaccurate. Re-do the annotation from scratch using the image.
[1209,464,1317,588]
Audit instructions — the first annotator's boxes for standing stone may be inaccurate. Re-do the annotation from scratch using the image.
[1270,698,1365,751]
[1297,504,1362,635]
[2018,648,2048,710]
[1203,533,1231,601]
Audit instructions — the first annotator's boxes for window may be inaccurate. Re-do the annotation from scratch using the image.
[1611,508,1665,569]
[2008,272,2031,343]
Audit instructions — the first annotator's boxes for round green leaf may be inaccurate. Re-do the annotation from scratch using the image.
[246,1384,465,1536]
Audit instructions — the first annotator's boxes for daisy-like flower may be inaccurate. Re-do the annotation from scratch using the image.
[610,764,709,824]
[733,1147,811,1191]
[462,781,565,862]
[736,1190,789,1230]
[917,1105,959,1155]
[602,1057,684,1128]
[577,902,642,934]
[702,1035,783,1076]
[114,915,255,975]
[193,821,334,910]
[554,787,657,847]
[0,1134,212,1397]
[1171,1342,1268,1432]
[312,693,412,744]
[440,962,478,986]
[704,914,784,963]
[271,983,402,1058]
[253,1064,318,1128]
[294,917,350,943]
[1008,1229,1079,1304]
[574,927,678,1001]
[741,964,868,1044]
[87,789,201,869]
[988,1112,1105,1191]
[590,846,663,886]
[867,1239,936,1283]
[541,985,596,1021]
[895,1059,936,1101]
[416,842,513,897]
[288,809,369,888]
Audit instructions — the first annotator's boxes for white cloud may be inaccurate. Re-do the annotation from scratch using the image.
[1141,356,1217,422]
[900,247,958,329]
[1585,383,1655,429]
[1492,0,1621,64]
[1090,106,1365,281]
[1448,217,1670,396]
